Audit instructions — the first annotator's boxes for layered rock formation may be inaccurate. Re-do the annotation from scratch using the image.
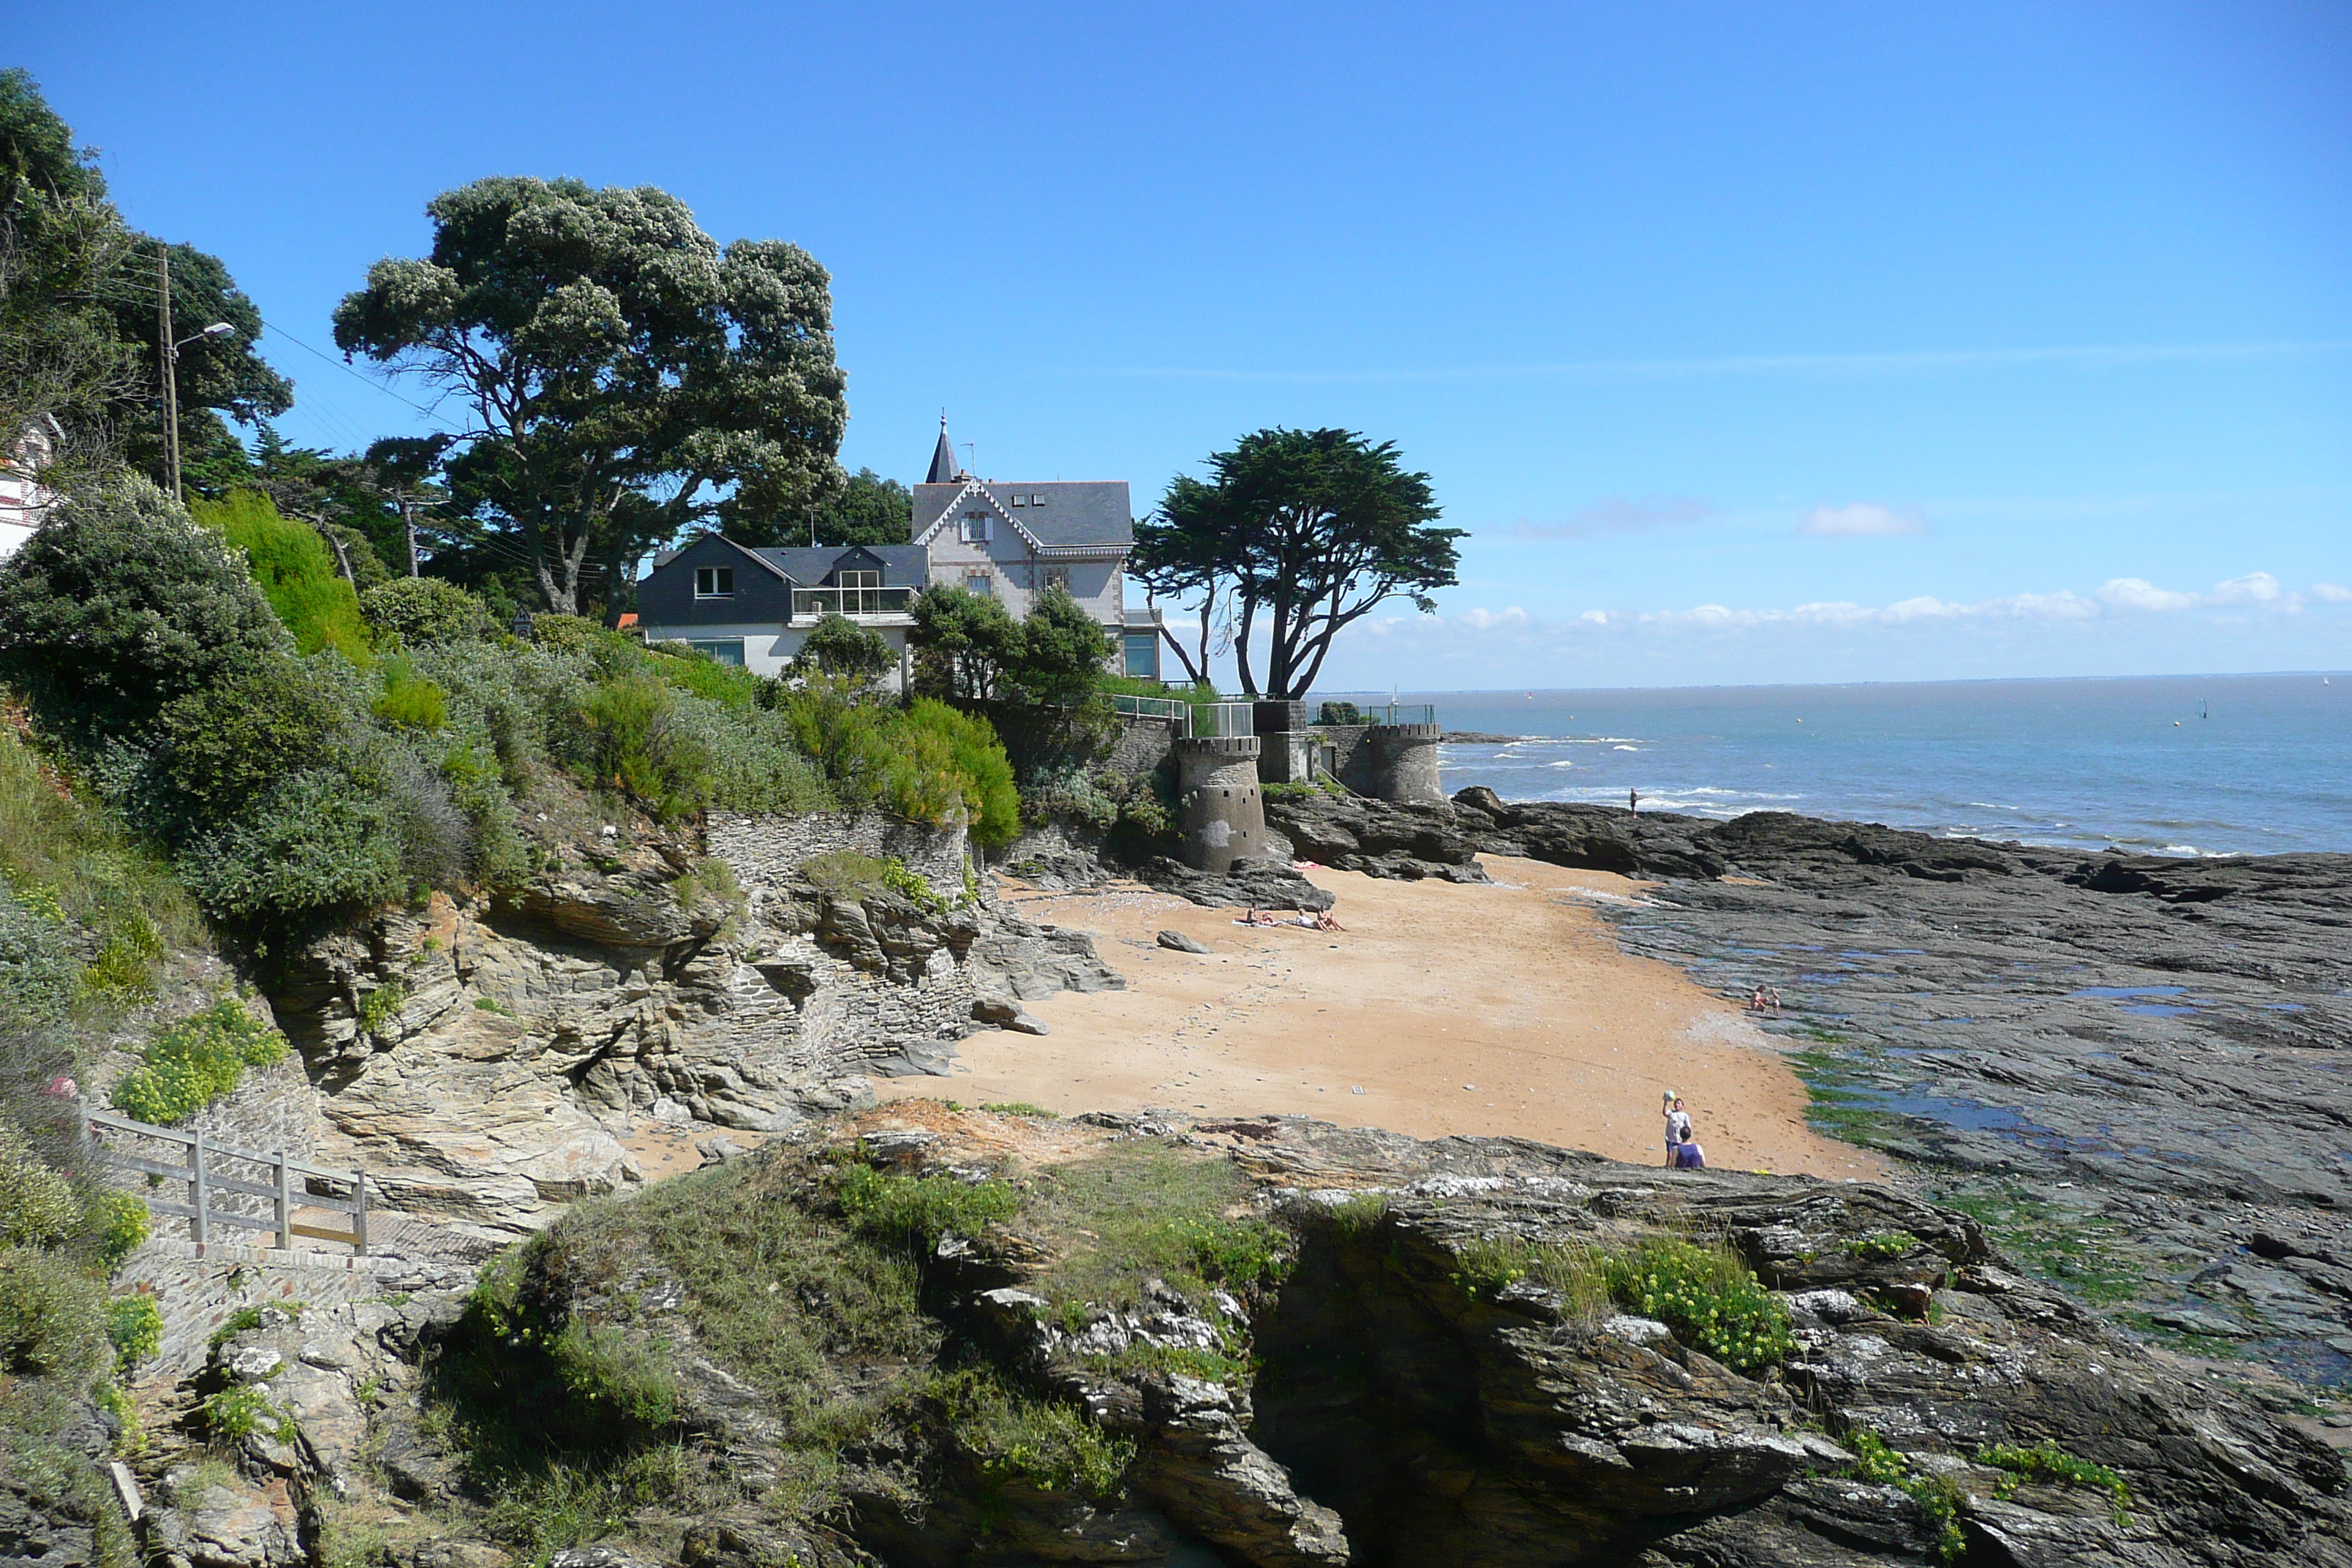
[262,817,1120,1234]
[112,1111,2352,1567]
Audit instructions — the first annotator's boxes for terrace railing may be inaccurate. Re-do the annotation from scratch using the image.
[1316,701,1437,728]
[1109,693,1194,728]
[1194,701,1255,739]
[792,587,914,621]
[80,1106,369,1254]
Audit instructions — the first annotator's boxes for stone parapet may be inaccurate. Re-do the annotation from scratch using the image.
[1367,723,1443,804]
[1174,736,1266,874]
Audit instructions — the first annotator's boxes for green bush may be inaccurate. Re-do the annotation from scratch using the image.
[892,699,1018,846]
[0,1130,80,1248]
[550,1321,678,1428]
[833,1164,1020,1251]
[1317,701,1364,726]
[1452,1236,1610,1316]
[0,725,203,976]
[934,1368,1134,1501]
[88,1190,150,1267]
[0,1246,104,1377]
[174,768,407,921]
[790,612,894,683]
[1842,1428,1967,1561]
[200,1382,290,1443]
[576,674,712,823]
[195,491,372,663]
[110,997,289,1125]
[0,476,287,741]
[373,655,449,732]
[0,884,80,1022]
[647,641,766,712]
[105,1294,162,1365]
[1604,1237,1795,1376]
[158,657,352,813]
[529,614,609,655]
[358,576,494,647]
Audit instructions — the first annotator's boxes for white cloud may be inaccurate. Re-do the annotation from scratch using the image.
[1360,568,2342,642]
[1799,502,1928,538]
[2096,578,2198,611]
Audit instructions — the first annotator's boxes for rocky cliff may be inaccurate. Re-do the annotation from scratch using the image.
[121,1108,2352,1568]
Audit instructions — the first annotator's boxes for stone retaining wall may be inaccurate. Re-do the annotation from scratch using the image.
[1103,714,1183,781]
[709,810,970,891]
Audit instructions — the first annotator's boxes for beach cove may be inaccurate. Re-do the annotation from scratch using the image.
[878,855,1883,1182]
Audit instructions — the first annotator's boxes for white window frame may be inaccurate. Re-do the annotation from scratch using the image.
[964,570,994,596]
[960,513,991,543]
[694,565,734,599]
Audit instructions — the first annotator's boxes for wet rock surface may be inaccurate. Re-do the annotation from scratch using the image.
[1338,788,2352,1384]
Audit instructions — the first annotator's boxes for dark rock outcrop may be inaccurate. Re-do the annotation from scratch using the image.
[1264,794,1493,883]
[1136,856,1338,911]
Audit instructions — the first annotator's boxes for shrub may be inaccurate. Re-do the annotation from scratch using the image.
[0,885,80,1022]
[105,1294,162,1365]
[0,1246,104,1376]
[157,656,352,813]
[1000,585,1115,707]
[358,576,494,647]
[110,998,289,1125]
[174,768,407,921]
[529,614,609,655]
[0,476,286,741]
[200,1382,290,1443]
[575,674,712,823]
[892,699,1018,846]
[88,1190,150,1267]
[649,644,766,712]
[777,677,896,799]
[833,1164,1020,1251]
[1452,1236,1610,1316]
[934,1368,1134,1502]
[1604,1237,1795,1375]
[194,491,372,663]
[550,1321,677,1428]
[372,655,448,732]
[1842,1428,1967,1561]
[1317,701,1364,726]
[791,612,894,684]
[1843,1230,1922,1260]
[0,1129,80,1247]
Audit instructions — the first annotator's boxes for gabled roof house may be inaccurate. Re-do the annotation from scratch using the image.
[631,420,1162,684]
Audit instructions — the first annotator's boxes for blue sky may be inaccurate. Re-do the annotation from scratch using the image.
[20,1,2351,689]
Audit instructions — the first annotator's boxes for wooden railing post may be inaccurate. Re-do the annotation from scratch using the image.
[274,1150,293,1252]
[189,1128,209,1246]
[353,1169,368,1256]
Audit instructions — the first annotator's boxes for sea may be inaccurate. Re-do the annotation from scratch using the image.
[1314,673,2352,858]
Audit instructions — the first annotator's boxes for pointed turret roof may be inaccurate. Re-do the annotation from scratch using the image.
[926,415,960,483]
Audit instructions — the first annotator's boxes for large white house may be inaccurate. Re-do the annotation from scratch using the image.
[631,421,1161,684]
[0,418,63,563]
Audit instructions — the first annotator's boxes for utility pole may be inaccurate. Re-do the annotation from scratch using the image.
[402,494,419,576]
[157,244,183,503]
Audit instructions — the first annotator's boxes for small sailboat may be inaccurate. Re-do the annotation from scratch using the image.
[2200,698,2209,720]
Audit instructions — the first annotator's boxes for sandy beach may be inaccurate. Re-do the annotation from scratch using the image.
[878,855,1886,1180]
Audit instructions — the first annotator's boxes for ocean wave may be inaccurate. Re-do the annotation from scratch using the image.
[1610,745,1640,752]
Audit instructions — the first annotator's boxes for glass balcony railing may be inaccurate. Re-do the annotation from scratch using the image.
[792,587,913,620]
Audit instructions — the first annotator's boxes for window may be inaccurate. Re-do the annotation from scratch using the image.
[836,569,880,589]
[694,566,734,598]
[1009,493,1025,507]
[685,638,745,666]
[1124,631,1160,679]
[1042,567,1070,592]
[1030,491,1047,506]
[964,570,994,596]
[960,513,990,543]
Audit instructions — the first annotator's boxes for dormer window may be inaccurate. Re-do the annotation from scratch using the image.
[836,569,880,590]
[1030,492,1047,506]
[1009,494,1025,507]
[695,566,734,598]
[960,513,991,543]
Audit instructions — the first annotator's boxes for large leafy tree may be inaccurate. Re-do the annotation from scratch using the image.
[1137,427,1463,699]
[332,177,850,614]
[0,70,289,491]
[739,465,909,549]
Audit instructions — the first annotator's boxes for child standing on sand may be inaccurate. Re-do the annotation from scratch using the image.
[1662,1091,1691,1166]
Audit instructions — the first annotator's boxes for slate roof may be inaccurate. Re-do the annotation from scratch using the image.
[912,480,1134,554]
[927,421,961,483]
[647,535,927,586]
[752,544,929,584]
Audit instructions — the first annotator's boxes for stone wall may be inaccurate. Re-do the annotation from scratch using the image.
[1103,714,1183,781]
[1175,736,1267,874]
[709,810,970,890]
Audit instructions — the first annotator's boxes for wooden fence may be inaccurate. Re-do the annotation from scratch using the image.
[80,1106,368,1254]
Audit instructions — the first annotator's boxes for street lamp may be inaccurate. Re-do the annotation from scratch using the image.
[160,317,234,504]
